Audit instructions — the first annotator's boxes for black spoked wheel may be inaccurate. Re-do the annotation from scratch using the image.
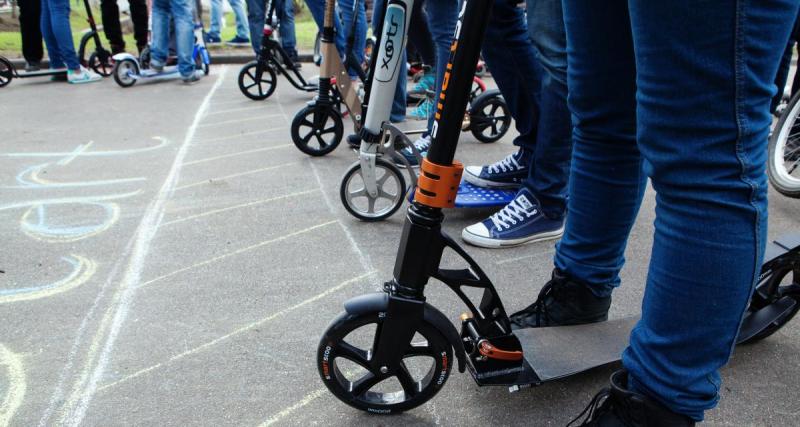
[0,57,13,87]
[469,77,486,102]
[340,158,407,221]
[88,49,114,77]
[470,91,512,143]
[291,104,344,156]
[112,58,138,88]
[318,310,452,414]
[740,264,800,344]
[768,91,800,198]
[238,60,277,101]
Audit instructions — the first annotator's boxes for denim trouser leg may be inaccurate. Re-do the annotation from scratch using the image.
[338,0,367,77]
[558,0,798,419]
[771,11,800,112]
[151,0,195,77]
[423,0,458,131]
[209,0,222,38]
[246,0,266,53]
[276,0,297,57]
[372,0,406,121]
[228,0,250,39]
[40,0,79,70]
[305,0,347,58]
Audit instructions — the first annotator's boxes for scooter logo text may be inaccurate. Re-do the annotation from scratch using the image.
[374,3,407,83]
[431,0,468,139]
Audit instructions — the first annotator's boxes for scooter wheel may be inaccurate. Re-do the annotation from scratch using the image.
[340,158,407,221]
[238,60,276,101]
[195,48,210,76]
[740,266,800,344]
[0,57,13,88]
[469,90,512,143]
[113,58,138,88]
[88,50,114,77]
[469,77,486,102]
[291,104,343,156]
[318,310,453,414]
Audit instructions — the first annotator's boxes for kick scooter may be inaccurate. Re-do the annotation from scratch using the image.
[317,0,800,413]
[0,0,113,88]
[111,0,210,87]
[237,0,318,101]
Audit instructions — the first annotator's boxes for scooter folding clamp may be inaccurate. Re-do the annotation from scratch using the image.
[414,159,464,208]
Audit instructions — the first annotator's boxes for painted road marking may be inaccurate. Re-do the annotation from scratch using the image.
[1,137,171,158]
[19,202,120,243]
[0,255,96,304]
[198,114,284,128]
[193,127,288,144]
[0,344,26,427]
[7,162,145,189]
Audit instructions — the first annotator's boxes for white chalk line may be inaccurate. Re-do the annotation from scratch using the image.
[0,190,142,212]
[0,255,96,304]
[2,137,171,158]
[182,144,293,166]
[95,271,374,393]
[55,66,229,427]
[138,220,337,289]
[206,105,280,116]
[173,162,297,191]
[0,344,26,427]
[257,387,328,427]
[198,114,284,128]
[193,127,288,144]
[57,141,94,166]
[161,189,318,227]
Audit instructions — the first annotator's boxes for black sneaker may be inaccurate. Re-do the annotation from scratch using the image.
[569,370,695,427]
[25,61,41,72]
[346,134,361,149]
[463,150,529,188]
[510,269,611,329]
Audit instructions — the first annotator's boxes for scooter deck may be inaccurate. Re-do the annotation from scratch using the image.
[132,68,181,80]
[468,316,638,386]
[408,181,516,208]
[16,69,67,77]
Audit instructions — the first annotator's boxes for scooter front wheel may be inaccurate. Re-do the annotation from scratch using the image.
[113,58,138,88]
[291,104,343,156]
[88,50,114,77]
[469,90,512,143]
[0,57,13,87]
[318,310,453,414]
[340,158,407,221]
[238,60,276,100]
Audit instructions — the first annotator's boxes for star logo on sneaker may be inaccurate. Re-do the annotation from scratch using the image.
[517,195,534,211]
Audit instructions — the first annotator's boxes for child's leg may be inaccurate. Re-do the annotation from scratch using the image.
[39,0,65,69]
[170,0,196,77]
[43,0,80,70]
[149,0,171,65]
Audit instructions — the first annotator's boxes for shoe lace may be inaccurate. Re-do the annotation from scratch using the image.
[487,152,522,174]
[413,136,431,152]
[568,387,613,426]
[489,196,537,230]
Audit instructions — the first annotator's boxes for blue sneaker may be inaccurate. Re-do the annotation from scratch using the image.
[461,188,564,248]
[226,36,251,47]
[204,34,222,45]
[395,134,431,168]
[409,98,434,121]
[410,72,434,95]
[463,150,528,189]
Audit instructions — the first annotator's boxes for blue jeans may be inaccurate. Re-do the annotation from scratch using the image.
[40,0,79,70]
[246,0,265,53]
[481,0,570,219]
[150,0,195,77]
[276,0,297,58]
[379,0,458,126]
[554,0,798,420]
[209,0,249,40]
[305,0,366,77]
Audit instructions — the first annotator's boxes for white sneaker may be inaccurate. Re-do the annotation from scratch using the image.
[68,67,102,84]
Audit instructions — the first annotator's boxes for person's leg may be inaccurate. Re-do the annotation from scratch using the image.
[422,0,458,132]
[524,0,570,220]
[408,0,435,66]
[620,0,797,420]
[19,0,44,65]
[772,42,793,112]
[170,0,196,77]
[100,0,125,52]
[338,0,366,78]
[246,0,266,53]
[128,0,149,51]
[149,0,171,65]
[39,0,65,69]
[44,0,80,70]
[228,0,251,40]
[279,0,298,59]
[208,0,222,38]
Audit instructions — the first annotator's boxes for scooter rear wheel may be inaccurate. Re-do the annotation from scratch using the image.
[238,60,277,101]
[113,58,138,88]
[0,57,13,87]
[741,266,800,344]
[291,104,343,156]
[88,49,114,77]
[469,90,512,143]
[340,158,407,221]
[318,310,452,414]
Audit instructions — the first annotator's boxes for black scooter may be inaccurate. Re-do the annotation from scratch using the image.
[316,0,800,414]
[237,0,317,100]
[0,0,112,88]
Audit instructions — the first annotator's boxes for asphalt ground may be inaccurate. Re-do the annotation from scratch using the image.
[0,64,799,426]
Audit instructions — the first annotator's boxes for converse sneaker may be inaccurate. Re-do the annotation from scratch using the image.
[464,150,529,188]
[395,134,431,168]
[409,71,434,96]
[226,36,251,47]
[510,269,611,329]
[462,187,564,248]
[67,67,102,84]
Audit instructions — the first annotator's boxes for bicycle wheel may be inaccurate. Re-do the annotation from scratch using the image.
[769,91,800,198]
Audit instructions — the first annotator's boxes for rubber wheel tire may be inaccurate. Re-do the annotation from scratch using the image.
[89,49,114,77]
[339,158,408,222]
[291,104,343,156]
[238,60,277,101]
[740,265,800,344]
[767,91,800,198]
[113,58,138,88]
[470,90,512,143]
[317,310,453,414]
[0,57,13,87]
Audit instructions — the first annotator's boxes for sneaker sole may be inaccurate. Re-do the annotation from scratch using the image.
[461,226,565,249]
[463,171,523,189]
[68,78,102,84]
